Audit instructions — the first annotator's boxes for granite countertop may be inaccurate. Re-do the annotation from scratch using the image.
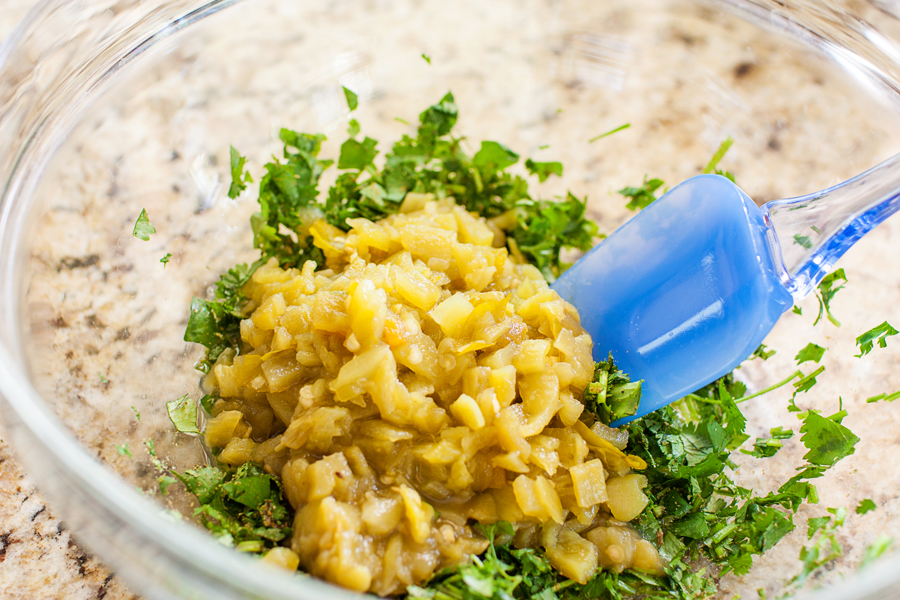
[3,1,900,599]
[0,5,136,599]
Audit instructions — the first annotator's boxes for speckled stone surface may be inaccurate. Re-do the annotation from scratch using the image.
[0,5,137,600]
[4,1,900,599]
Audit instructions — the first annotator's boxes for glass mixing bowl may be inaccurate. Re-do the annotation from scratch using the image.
[1,0,900,598]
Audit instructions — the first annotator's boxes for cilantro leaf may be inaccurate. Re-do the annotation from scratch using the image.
[228,146,253,199]
[855,321,898,357]
[524,159,563,183]
[132,208,156,241]
[166,394,200,435]
[338,136,378,170]
[473,141,519,172]
[794,343,825,364]
[856,499,877,514]
[421,53,431,65]
[813,268,847,326]
[793,234,813,249]
[116,443,132,458]
[342,86,358,111]
[160,253,172,266]
[619,176,665,211]
[417,91,458,149]
[798,411,859,467]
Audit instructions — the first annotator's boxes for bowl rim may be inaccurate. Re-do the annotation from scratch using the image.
[1,1,900,599]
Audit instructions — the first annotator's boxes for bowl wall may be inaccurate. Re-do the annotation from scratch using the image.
[2,0,900,598]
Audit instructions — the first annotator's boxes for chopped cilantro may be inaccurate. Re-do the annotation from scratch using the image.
[701,136,734,182]
[421,53,431,64]
[131,406,140,421]
[792,365,825,398]
[855,321,898,357]
[866,389,900,403]
[742,426,793,458]
[184,259,264,372]
[792,305,803,315]
[132,208,156,241]
[98,372,108,384]
[166,394,200,435]
[200,394,218,414]
[347,118,360,137]
[856,499,877,514]
[158,475,177,495]
[228,146,253,199]
[116,443,132,458]
[173,463,292,551]
[793,234,812,249]
[794,343,825,364]
[409,520,707,600]
[524,159,563,183]
[588,123,630,143]
[783,508,845,590]
[861,535,894,569]
[619,176,665,211]
[160,253,172,266]
[342,86,359,111]
[752,344,776,360]
[813,268,847,326]
[797,410,859,468]
[582,353,642,423]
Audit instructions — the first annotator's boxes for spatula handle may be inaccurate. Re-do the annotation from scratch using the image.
[762,153,900,299]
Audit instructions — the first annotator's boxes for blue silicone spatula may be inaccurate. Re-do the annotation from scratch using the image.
[551,154,900,422]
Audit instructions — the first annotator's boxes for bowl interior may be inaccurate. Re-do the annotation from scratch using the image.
[9,0,900,598]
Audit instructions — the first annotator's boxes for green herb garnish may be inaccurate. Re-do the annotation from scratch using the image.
[166,394,200,435]
[132,208,156,241]
[856,499,877,514]
[794,342,825,364]
[619,176,665,211]
[861,535,894,569]
[342,86,359,111]
[813,268,847,327]
[174,463,292,551]
[228,146,253,199]
[701,136,735,181]
[588,123,630,143]
[855,321,898,357]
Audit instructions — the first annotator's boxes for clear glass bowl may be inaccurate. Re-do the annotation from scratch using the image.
[2,1,900,599]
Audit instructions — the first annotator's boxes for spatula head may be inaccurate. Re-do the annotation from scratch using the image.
[553,175,793,421]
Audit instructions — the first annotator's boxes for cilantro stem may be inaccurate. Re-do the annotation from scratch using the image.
[589,123,630,143]
[736,370,803,403]
[710,521,738,544]
[702,136,734,174]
